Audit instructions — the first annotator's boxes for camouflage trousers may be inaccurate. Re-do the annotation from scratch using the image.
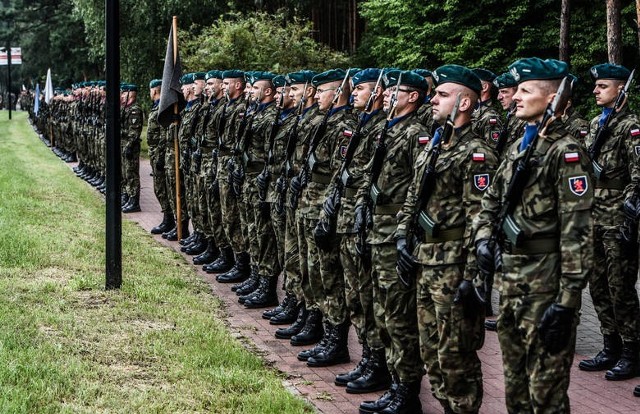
[417,263,483,414]
[497,293,577,414]
[371,243,423,383]
[149,145,171,213]
[121,141,140,198]
[341,234,382,349]
[238,173,260,269]
[164,146,188,229]
[217,156,246,253]
[284,207,303,301]
[184,164,201,233]
[270,203,286,281]
[316,230,346,326]
[297,213,322,311]
[196,154,214,237]
[201,156,228,247]
[589,226,640,342]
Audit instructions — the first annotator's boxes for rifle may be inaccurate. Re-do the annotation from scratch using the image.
[588,68,635,179]
[228,95,253,196]
[289,69,351,209]
[275,81,308,215]
[495,101,517,155]
[257,85,286,202]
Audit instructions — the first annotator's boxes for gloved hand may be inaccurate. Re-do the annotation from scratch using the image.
[155,158,165,171]
[623,194,640,220]
[124,145,133,160]
[313,217,335,252]
[226,158,235,174]
[232,167,244,196]
[256,171,270,194]
[538,303,575,354]
[476,239,496,275]
[396,237,416,281]
[290,175,302,195]
[453,279,486,319]
[275,176,286,194]
[322,191,341,218]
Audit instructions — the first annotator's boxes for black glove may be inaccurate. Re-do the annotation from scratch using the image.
[538,303,574,354]
[322,191,341,218]
[313,217,335,252]
[226,158,235,175]
[476,239,496,275]
[624,195,640,220]
[256,171,270,194]
[290,175,302,195]
[453,279,486,319]
[396,237,416,284]
[154,158,165,171]
[232,167,244,196]
[275,176,286,194]
[124,145,133,160]
[353,204,366,233]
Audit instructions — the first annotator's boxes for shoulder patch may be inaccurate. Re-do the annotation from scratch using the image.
[635,146,640,156]
[568,175,588,196]
[418,136,430,145]
[564,152,580,163]
[489,117,498,125]
[579,130,588,138]
[340,144,348,159]
[474,174,490,191]
[343,130,353,137]
[491,132,500,141]
[631,128,640,137]
[472,152,486,162]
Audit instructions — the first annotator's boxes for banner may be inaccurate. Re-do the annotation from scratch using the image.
[44,68,54,105]
[0,47,22,65]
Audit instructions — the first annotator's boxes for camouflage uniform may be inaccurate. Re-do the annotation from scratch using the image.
[179,99,203,231]
[562,106,589,143]
[472,100,503,151]
[397,123,497,412]
[356,110,427,383]
[147,100,172,214]
[416,97,435,133]
[584,106,640,344]
[473,122,594,413]
[121,101,143,199]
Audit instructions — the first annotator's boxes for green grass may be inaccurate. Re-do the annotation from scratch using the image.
[0,111,312,414]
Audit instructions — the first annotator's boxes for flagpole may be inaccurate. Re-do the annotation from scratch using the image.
[172,16,183,240]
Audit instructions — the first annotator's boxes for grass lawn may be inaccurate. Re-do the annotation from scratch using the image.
[0,110,312,413]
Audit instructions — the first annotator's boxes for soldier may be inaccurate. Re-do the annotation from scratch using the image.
[471,68,503,151]
[579,63,640,381]
[355,70,429,414]
[397,65,497,413]
[561,75,589,142]
[414,68,436,133]
[120,83,143,213]
[473,58,593,413]
[147,79,175,233]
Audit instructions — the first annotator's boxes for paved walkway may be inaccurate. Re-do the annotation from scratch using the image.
[66,154,640,413]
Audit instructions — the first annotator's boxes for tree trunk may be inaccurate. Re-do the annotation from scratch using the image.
[636,0,640,58]
[606,0,623,64]
[559,0,571,63]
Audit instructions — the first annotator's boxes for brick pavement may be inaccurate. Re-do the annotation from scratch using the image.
[68,154,640,413]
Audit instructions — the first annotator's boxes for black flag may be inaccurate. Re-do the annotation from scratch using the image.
[158,24,185,127]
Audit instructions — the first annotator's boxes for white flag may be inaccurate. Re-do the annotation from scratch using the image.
[44,68,54,104]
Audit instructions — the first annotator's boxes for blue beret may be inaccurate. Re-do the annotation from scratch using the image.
[590,63,630,81]
[351,68,382,87]
[222,70,245,80]
[413,69,432,79]
[149,79,162,89]
[205,70,222,80]
[383,70,429,91]
[286,70,317,85]
[509,58,568,83]
[252,71,276,83]
[312,69,347,87]
[472,68,497,82]
[272,75,287,88]
[433,64,482,94]
[492,72,518,89]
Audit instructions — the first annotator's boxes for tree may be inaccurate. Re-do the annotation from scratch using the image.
[607,0,623,63]
[560,0,571,63]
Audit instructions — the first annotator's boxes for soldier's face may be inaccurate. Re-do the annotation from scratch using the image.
[352,82,374,110]
[593,79,622,108]
[431,83,460,124]
[181,84,192,100]
[315,81,340,111]
[205,79,215,97]
[513,80,554,123]
[276,86,293,108]
[193,80,205,96]
[289,84,304,106]
[497,87,516,110]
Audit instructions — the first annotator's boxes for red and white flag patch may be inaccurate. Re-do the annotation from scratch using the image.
[564,152,580,163]
[631,128,640,137]
[472,152,486,162]
[489,117,498,125]
[343,130,353,137]
[418,136,430,145]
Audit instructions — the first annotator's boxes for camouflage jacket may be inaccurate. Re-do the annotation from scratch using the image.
[472,100,503,150]
[473,121,593,308]
[397,123,498,265]
[585,105,640,226]
[201,97,225,151]
[356,110,430,244]
[121,102,143,146]
[146,102,165,149]
[177,99,202,152]
[265,108,296,202]
[501,111,527,155]
[218,95,247,154]
[240,101,277,173]
[300,105,357,217]
[416,99,435,133]
[562,106,589,143]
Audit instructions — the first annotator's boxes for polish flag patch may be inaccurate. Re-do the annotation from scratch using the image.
[631,128,640,137]
[343,130,353,137]
[472,153,485,162]
[564,152,580,163]
[489,117,498,125]
[579,130,588,138]
[418,136,430,145]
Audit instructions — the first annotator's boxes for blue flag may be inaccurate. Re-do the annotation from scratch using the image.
[34,84,40,116]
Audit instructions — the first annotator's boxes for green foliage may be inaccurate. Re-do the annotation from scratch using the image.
[182,11,349,73]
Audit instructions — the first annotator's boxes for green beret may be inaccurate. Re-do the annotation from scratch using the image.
[590,63,630,81]
[472,68,497,82]
[222,69,245,80]
[433,64,482,94]
[193,72,206,81]
[243,71,255,83]
[508,58,568,83]
[205,70,222,80]
[492,72,517,89]
[180,73,193,85]
[413,69,432,79]
[149,79,162,89]
[120,83,138,92]
[348,67,362,77]
[252,71,276,83]
[352,68,382,86]
[383,70,428,91]
[286,70,317,85]
[272,75,287,88]
[312,69,347,87]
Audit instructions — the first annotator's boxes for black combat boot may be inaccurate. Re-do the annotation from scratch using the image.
[579,333,622,371]
[238,270,262,304]
[120,193,130,208]
[233,269,260,295]
[291,310,324,347]
[204,246,234,273]
[217,252,250,283]
[162,226,176,240]
[263,292,294,320]
[359,375,398,414]
[181,232,201,252]
[270,295,301,325]
[378,380,422,414]
[275,303,308,340]
[243,276,279,309]
[307,321,351,367]
[151,212,175,235]
[297,321,331,361]
[179,229,197,246]
[185,234,208,255]
[347,348,392,394]
[122,195,141,213]
[605,341,640,380]
[634,384,640,397]
[336,345,370,386]
[193,239,219,265]
[166,219,189,241]
[73,161,84,173]
[484,319,497,331]
[92,175,105,188]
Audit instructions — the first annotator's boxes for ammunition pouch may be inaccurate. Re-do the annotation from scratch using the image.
[501,214,524,247]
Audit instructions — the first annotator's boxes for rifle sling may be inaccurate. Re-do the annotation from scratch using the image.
[502,237,559,255]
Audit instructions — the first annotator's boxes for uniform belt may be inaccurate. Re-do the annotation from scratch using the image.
[595,178,625,190]
[246,161,265,173]
[502,237,559,255]
[423,226,465,243]
[374,204,403,215]
[344,187,357,198]
[311,173,331,185]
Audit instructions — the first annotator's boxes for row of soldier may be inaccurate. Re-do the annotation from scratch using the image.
[30,59,640,413]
